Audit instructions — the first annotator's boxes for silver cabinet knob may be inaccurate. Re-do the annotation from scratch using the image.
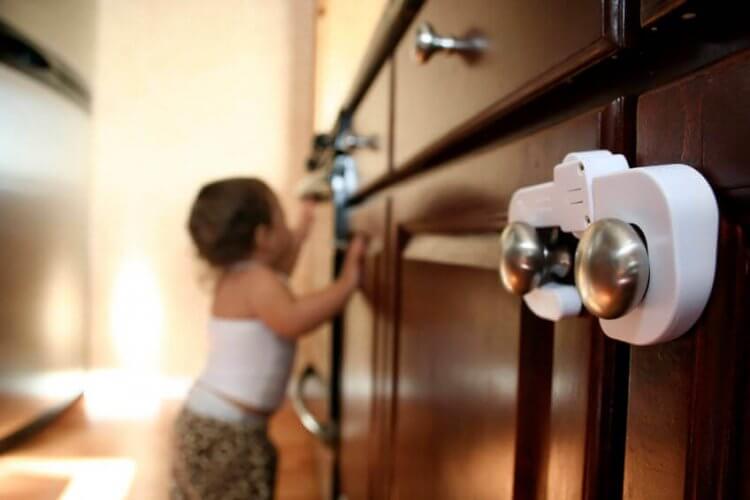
[574,219,649,319]
[499,222,546,295]
[499,222,573,296]
[413,22,485,64]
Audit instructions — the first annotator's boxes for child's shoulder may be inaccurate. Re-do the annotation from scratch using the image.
[215,262,289,314]
[230,262,287,289]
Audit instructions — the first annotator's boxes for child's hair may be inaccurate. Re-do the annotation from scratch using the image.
[188,177,274,268]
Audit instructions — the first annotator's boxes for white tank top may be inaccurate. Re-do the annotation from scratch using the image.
[198,317,296,412]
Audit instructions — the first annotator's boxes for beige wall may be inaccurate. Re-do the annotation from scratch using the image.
[90,0,385,379]
[314,0,388,131]
[292,0,389,380]
[293,0,389,371]
[90,0,315,377]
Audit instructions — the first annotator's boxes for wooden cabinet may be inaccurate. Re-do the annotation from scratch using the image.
[636,51,750,198]
[392,241,521,500]
[393,0,630,166]
[303,4,750,499]
[340,197,392,500]
[385,101,630,500]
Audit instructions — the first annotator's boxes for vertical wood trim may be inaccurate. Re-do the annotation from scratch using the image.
[376,230,398,500]
[388,56,396,176]
[600,96,636,163]
[603,0,639,48]
[512,306,554,500]
[331,247,344,497]
[367,250,383,499]
[739,227,750,499]
[583,328,630,500]
[580,95,634,500]
[380,67,396,499]
[386,220,410,500]
[685,222,749,499]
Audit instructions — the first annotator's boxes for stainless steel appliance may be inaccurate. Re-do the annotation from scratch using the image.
[0,19,90,448]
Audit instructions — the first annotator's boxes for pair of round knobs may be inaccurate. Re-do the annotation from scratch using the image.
[499,219,649,319]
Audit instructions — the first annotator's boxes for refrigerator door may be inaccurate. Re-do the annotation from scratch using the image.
[0,62,90,443]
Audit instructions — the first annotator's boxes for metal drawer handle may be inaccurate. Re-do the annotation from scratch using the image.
[290,365,338,447]
[337,132,379,152]
[499,223,573,296]
[413,22,486,64]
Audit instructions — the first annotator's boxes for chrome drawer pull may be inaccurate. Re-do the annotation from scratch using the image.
[337,132,378,151]
[413,22,485,64]
[290,365,338,447]
[498,222,572,296]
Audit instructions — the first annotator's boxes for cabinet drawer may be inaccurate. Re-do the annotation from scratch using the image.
[352,62,391,193]
[393,0,628,167]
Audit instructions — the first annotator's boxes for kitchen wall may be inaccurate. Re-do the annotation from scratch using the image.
[314,0,388,131]
[293,0,389,379]
[90,0,316,380]
[0,0,386,385]
[0,0,387,389]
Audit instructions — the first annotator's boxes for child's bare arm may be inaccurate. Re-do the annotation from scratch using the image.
[278,200,315,276]
[251,236,366,339]
[277,240,302,277]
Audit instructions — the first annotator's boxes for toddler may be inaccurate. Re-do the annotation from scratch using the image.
[171,177,365,499]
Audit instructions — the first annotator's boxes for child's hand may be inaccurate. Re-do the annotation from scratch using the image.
[342,235,368,290]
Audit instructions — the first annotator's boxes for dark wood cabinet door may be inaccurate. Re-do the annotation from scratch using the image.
[622,49,750,500]
[545,318,629,500]
[387,100,632,499]
[393,244,522,500]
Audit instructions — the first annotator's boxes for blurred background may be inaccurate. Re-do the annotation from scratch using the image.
[0,0,385,498]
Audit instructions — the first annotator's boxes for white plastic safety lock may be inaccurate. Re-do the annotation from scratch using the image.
[503,150,719,346]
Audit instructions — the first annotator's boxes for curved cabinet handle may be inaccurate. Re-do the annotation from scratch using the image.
[290,365,338,447]
[413,22,486,64]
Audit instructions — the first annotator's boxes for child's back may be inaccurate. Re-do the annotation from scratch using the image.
[170,177,364,499]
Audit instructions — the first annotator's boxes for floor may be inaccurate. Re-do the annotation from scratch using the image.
[0,396,322,499]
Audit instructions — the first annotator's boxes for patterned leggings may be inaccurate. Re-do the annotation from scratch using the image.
[170,407,277,500]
